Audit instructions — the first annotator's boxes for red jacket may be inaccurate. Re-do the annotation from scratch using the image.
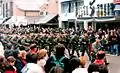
[5,69,16,73]
[94,59,105,65]
[4,66,17,73]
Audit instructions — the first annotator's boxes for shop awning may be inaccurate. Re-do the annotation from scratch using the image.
[25,16,40,24]
[77,16,115,22]
[36,13,58,24]
[2,17,11,24]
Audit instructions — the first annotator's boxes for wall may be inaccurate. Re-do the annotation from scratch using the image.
[25,11,39,16]
[114,0,120,4]
[13,3,25,16]
[47,0,58,14]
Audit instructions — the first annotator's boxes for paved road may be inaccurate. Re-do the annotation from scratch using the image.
[107,56,120,73]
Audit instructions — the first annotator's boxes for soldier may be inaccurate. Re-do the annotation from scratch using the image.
[70,33,81,57]
[91,38,101,62]
[64,33,71,56]
[81,33,91,61]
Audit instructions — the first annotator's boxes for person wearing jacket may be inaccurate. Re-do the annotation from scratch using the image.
[4,56,16,73]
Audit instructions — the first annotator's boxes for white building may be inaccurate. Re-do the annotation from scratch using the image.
[59,0,115,30]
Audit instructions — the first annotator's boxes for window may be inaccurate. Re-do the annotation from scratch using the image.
[40,12,44,15]
[10,2,13,16]
[61,3,68,13]
[6,3,8,17]
[70,2,74,12]
[3,4,5,17]
[68,2,71,13]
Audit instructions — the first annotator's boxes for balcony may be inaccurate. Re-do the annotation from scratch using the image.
[77,3,115,18]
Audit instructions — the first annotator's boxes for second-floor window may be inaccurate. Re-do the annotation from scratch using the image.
[61,3,69,13]
[40,12,44,15]
[68,2,74,13]
[3,4,5,17]
[6,3,8,17]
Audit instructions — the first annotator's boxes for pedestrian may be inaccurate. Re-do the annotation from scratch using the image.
[37,49,48,69]
[13,50,26,73]
[49,66,64,73]
[88,63,108,73]
[4,56,17,73]
[45,44,69,73]
[21,53,45,73]
[69,56,88,73]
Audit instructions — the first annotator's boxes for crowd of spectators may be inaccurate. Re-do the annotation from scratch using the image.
[0,25,120,73]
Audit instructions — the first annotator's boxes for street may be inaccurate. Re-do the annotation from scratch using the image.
[107,56,120,73]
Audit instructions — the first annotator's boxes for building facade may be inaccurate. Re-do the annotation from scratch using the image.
[2,0,59,25]
[59,0,115,30]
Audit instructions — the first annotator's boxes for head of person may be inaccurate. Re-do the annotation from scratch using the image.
[99,64,108,73]
[102,35,105,39]
[88,63,108,73]
[37,49,48,60]
[13,50,20,59]
[88,63,99,73]
[96,51,105,60]
[19,50,27,60]
[29,44,38,53]
[49,66,64,73]
[96,38,100,44]
[55,44,65,56]
[6,56,16,66]
[26,53,38,64]
[0,56,5,69]
[69,57,80,72]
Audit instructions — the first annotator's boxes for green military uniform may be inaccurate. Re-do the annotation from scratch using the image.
[71,34,81,57]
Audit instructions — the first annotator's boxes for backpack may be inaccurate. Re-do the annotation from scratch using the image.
[51,56,65,69]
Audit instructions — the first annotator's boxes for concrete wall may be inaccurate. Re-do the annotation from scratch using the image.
[13,3,25,16]
[47,0,58,14]
[25,11,39,16]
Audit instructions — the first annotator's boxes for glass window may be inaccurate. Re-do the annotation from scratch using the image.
[70,2,74,12]
[3,4,5,17]
[61,3,69,13]
[10,2,13,16]
[6,3,8,17]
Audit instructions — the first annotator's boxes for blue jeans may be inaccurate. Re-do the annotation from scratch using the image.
[109,44,119,56]
[114,44,119,56]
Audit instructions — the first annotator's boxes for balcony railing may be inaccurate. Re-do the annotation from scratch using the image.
[77,3,115,18]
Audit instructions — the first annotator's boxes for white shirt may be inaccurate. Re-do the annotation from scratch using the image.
[0,42,4,57]
[72,68,88,73]
[21,63,45,73]
[37,59,46,68]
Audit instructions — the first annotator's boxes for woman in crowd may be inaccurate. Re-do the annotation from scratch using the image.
[13,50,26,73]
[4,56,16,73]
[37,49,48,69]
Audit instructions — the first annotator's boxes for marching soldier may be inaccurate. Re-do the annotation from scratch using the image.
[70,33,81,57]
